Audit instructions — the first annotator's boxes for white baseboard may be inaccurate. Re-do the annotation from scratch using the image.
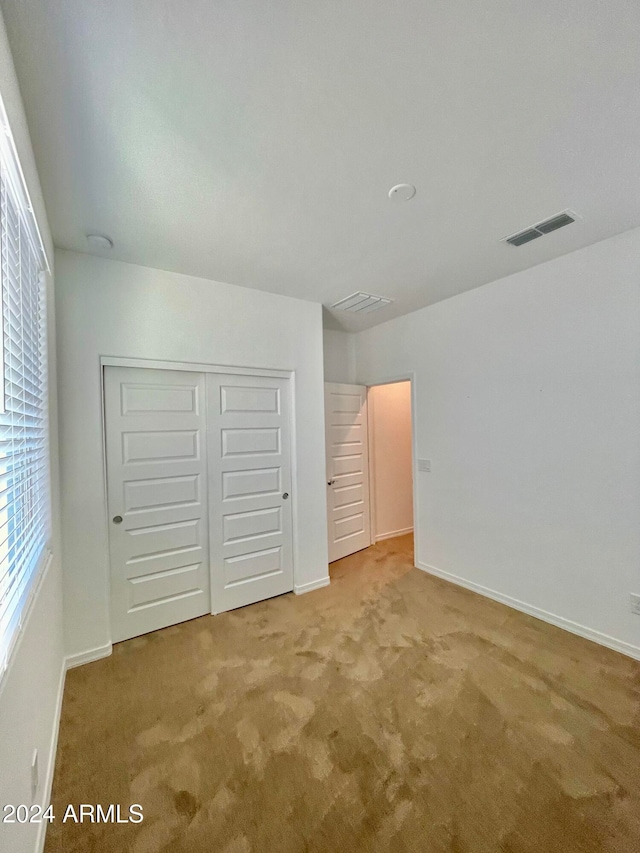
[34,644,112,851]
[417,561,640,662]
[375,526,413,543]
[65,642,112,670]
[36,658,66,853]
[294,576,330,595]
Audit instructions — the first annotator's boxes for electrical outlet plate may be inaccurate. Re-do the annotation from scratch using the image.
[630,593,640,616]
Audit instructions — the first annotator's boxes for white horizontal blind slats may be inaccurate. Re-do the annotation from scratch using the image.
[0,154,51,675]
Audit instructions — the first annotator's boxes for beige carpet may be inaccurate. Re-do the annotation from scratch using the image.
[46,535,640,852]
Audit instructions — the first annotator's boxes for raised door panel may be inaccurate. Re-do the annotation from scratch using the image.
[104,367,211,642]
[207,374,293,613]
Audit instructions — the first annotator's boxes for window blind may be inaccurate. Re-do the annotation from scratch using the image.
[0,154,50,675]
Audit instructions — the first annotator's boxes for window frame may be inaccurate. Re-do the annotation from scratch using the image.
[0,94,52,680]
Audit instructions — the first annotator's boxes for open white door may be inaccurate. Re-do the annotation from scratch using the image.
[325,382,371,562]
[104,367,211,642]
[207,373,294,613]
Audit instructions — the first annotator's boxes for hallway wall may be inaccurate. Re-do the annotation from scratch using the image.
[369,381,413,541]
[323,329,356,384]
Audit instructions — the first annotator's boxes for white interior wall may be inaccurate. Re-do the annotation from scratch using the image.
[323,328,356,384]
[0,10,65,853]
[356,227,640,659]
[369,382,413,541]
[56,249,329,661]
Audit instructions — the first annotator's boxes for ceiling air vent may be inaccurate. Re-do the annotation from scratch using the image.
[503,210,578,247]
[536,212,576,234]
[330,291,393,314]
[506,228,541,247]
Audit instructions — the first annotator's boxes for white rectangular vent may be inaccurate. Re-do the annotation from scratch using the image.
[331,291,393,314]
[503,210,579,247]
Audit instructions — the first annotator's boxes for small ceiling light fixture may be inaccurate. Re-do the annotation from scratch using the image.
[388,183,416,202]
[86,233,114,250]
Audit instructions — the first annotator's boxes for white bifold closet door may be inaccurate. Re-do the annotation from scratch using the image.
[206,374,293,614]
[104,367,211,643]
[104,366,294,642]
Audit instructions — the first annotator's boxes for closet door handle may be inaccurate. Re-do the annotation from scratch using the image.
[327,479,336,486]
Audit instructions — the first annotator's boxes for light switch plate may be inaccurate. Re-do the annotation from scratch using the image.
[417,459,431,473]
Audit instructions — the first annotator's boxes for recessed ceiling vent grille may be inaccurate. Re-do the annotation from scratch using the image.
[330,291,393,314]
[503,210,578,247]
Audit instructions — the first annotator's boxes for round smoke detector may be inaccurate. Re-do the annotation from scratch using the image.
[388,183,416,202]
[86,233,114,250]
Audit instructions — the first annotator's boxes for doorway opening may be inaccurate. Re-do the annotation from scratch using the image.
[367,380,414,546]
[325,379,415,565]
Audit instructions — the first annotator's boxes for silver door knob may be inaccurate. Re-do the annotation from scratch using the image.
[113,515,123,524]
[282,492,289,500]
[327,479,336,486]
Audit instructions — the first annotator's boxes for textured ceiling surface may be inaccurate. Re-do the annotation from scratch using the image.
[2,0,640,330]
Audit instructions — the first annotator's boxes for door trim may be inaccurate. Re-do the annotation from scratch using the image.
[366,390,377,546]
[100,356,298,635]
[101,355,291,378]
[365,373,418,569]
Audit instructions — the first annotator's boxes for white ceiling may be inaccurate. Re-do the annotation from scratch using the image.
[2,0,640,331]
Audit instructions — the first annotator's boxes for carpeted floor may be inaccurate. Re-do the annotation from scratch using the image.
[45,535,640,853]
